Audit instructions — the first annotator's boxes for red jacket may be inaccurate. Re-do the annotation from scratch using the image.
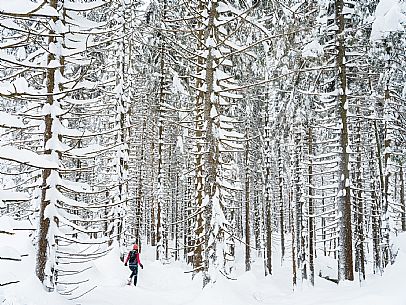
[124,250,142,266]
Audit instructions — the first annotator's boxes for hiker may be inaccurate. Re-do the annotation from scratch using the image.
[124,244,144,286]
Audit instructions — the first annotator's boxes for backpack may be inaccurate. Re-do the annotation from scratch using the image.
[128,250,137,264]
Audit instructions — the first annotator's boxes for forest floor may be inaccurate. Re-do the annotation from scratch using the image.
[81,241,406,305]
[1,217,405,305]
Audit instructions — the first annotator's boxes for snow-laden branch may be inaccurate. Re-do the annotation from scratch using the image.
[0,145,58,169]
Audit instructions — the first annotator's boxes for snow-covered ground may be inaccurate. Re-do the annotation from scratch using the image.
[1,216,406,305]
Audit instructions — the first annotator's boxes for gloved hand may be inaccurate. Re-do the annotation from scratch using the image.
[125,263,127,266]
[140,264,144,269]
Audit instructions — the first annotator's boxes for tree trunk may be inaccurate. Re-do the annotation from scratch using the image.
[290,190,296,287]
[245,128,251,271]
[277,144,285,259]
[266,207,272,275]
[354,104,365,280]
[294,126,306,280]
[308,126,315,285]
[192,0,206,277]
[335,0,354,282]
[401,164,406,232]
[36,0,59,290]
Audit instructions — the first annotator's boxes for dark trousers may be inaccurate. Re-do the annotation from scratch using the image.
[129,265,138,285]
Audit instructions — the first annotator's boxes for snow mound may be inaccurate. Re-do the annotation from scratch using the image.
[1,222,406,305]
[371,0,406,40]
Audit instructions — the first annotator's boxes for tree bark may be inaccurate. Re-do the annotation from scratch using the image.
[192,0,206,278]
[308,126,315,285]
[401,165,406,232]
[36,0,59,290]
[245,128,251,272]
[335,0,354,282]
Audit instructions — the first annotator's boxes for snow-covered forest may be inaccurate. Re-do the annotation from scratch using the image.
[1,0,406,304]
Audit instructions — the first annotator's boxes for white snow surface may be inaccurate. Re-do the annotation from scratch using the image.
[0,245,21,260]
[0,0,58,16]
[0,146,58,169]
[1,222,406,305]
[302,40,324,58]
[0,190,29,201]
[0,111,25,129]
[371,0,406,40]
